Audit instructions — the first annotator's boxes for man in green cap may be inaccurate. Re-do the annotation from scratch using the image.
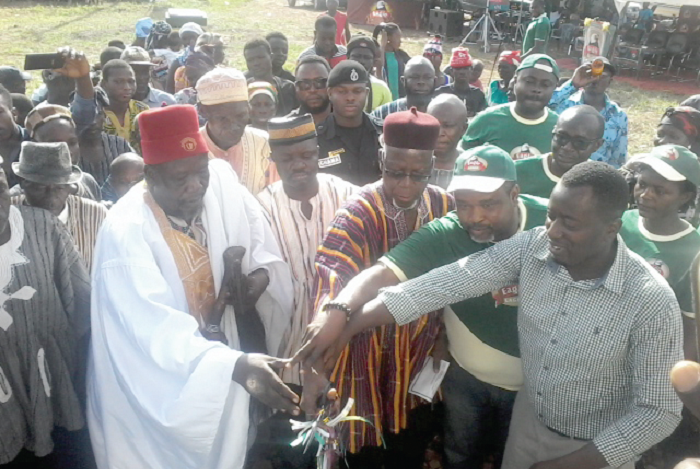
[516,105,604,198]
[522,0,551,58]
[299,145,548,469]
[620,144,700,362]
[462,54,559,161]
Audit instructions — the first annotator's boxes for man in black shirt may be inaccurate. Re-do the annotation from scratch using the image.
[244,38,298,116]
[435,47,487,118]
[316,60,381,186]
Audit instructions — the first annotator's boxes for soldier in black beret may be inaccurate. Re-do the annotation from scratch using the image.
[316,60,382,186]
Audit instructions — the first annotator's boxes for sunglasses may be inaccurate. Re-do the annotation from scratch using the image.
[295,78,328,91]
[552,132,597,151]
[383,169,431,183]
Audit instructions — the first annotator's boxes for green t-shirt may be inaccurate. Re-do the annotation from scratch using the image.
[380,195,548,388]
[619,210,700,315]
[515,153,559,199]
[462,103,559,160]
[385,52,400,100]
[522,14,552,54]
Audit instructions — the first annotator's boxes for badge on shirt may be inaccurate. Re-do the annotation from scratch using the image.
[510,144,542,160]
[319,149,344,168]
[646,258,670,279]
[492,285,519,307]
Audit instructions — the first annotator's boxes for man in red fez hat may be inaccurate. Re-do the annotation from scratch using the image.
[435,47,487,118]
[87,104,297,469]
[302,107,455,467]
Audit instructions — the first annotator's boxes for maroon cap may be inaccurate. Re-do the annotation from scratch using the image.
[383,107,441,150]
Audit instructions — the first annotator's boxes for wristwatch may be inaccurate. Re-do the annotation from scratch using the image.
[205,323,222,334]
[322,302,353,320]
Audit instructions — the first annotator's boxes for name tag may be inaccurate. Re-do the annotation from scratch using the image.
[319,149,344,168]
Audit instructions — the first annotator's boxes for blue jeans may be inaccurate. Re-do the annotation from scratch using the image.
[442,359,516,469]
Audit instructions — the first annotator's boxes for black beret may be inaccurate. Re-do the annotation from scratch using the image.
[327,60,369,88]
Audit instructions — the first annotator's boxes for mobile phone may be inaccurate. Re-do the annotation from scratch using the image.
[24,53,65,71]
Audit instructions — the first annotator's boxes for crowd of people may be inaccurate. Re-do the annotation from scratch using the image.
[2,7,700,469]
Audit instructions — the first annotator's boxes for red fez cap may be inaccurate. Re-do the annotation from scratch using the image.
[383,107,440,151]
[138,105,209,165]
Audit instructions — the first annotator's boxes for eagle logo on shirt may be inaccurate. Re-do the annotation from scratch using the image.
[465,156,488,172]
[510,144,542,160]
[492,285,519,307]
[646,258,670,279]
[664,147,680,161]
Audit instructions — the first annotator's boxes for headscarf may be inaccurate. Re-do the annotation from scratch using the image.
[498,50,521,66]
[145,21,172,51]
[248,81,278,103]
[661,106,700,140]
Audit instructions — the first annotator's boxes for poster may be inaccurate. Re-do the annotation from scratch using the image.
[582,18,616,61]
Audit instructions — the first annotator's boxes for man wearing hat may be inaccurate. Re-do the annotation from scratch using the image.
[316,59,381,185]
[308,108,453,466]
[435,47,487,118]
[133,17,154,48]
[88,104,297,469]
[302,144,547,468]
[346,35,392,112]
[0,152,93,468]
[0,66,32,95]
[196,68,279,194]
[423,35,451,88]
[257,114,357,384]
[11,141,107,270]
[516,105,605,198]
[463,54,560,161]
[488,50,520,106]
[121,46,176,109]
[549,59,628,168]
[299,161,684,469]
[165,22,204,94]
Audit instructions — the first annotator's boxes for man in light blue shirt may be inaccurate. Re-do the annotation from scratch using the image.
[549,58,628,168]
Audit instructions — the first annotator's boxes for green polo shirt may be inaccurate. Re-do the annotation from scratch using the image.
[515,153,560,199]
[380,195,548,390]
[620,209,700,318]
[522,14,552,54]
[462,103,559,161]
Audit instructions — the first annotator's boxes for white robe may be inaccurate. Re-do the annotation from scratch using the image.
[87,159,293,469]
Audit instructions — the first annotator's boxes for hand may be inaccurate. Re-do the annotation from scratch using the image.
[291,308,348,368]
[244,269,269,308]
[675,459,700,469]
[299,365,331,416]
[55,47,91,79]
[571,63,596,89]
[232,353,301,415]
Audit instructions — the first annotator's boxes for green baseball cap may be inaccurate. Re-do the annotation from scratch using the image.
[638,144,700,187]
[447,145,517,193]
[516,53,560,80]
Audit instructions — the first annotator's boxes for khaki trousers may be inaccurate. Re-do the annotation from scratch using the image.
[501,390,635,469]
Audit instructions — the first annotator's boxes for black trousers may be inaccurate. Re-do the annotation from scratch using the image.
[1,427,96,469]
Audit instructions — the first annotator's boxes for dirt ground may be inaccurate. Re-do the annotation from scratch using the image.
[1,0,695,154]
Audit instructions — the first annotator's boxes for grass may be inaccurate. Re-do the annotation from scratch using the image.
[1,0,693,155]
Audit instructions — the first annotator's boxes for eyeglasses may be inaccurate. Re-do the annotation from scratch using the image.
[552,132,597,151]
[383,169,431,183]
[295,78,328,91]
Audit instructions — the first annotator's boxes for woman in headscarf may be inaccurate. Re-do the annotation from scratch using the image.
[247,81,277,131]
[165,22,203,93]
[487,50,520,106]
[655,106,700,156]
